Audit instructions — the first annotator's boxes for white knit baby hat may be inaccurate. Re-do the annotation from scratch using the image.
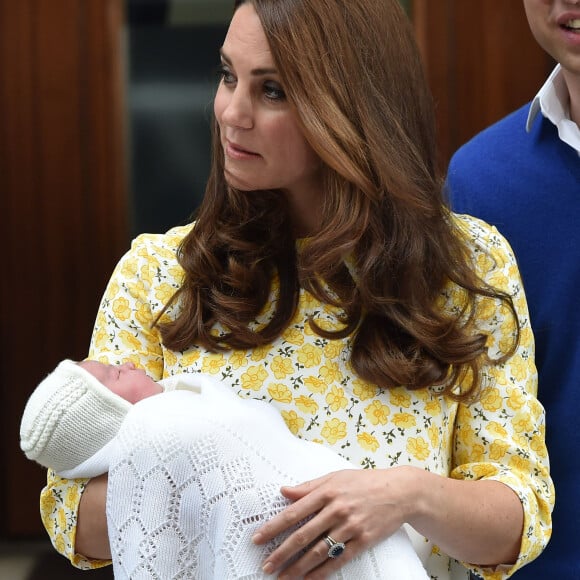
[20,359,131,474]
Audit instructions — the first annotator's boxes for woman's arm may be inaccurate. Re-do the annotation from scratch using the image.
[253,465,523,578]
[76,473,111,560]
[407,470,522,566]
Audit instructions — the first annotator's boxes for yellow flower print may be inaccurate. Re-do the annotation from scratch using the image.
[509,356,529,382]
[108,280,121,297]
[392,413,416,429]
[352,379,378,401]
[304,376,327,394]
[295,395,319,414]
[428,425,439,448]
[487,421,508,438]
[136,245,152,259]
[480,387,503,412]
[135,302,152,326]
[469,443,486,463]
[57,507,67,531]
[520,325,533,349]
[160,350,176,368]
[489,439,509,461]
[251,344,270,361]
[357,432,380,452]
[167,264,184,280]
[476,296,496,320]
[119,330,142,351]
[407,437,430,461]
[281,410,305,435]
[139,263,154,285]
[323,341,342,360]
[389,389,412,408]
[241,365,268,391]
[40,492,56,515]
[320,361,343,384]
[126,279,146,299]
[121,258,138,278]
[296,344,322,368]
[424,399,442,416]
[499,320,517,354]
[283,327,304,346]
[321,418,347,444]
[506,386,526,411]
[488,270,508,291]
[54,534,66,555]
[528,397,544,419]
[268,383,293,403]
[112,297,131,321]
[513,432,529,448]
[512,412,534,434]
[475,251,495,275]
[364,400,390,426]
[179,349,200,368]
[93,326,108,348]
[530,434,548,458]
[156,245,178,260]
[145,358,163,377]
[229,351,247,369]
[326,385,348,412]
[456,423,477,449]
[65,486,80,511]
[509,455,531,474]
[271,355,294,379]
[202,354,226,375]
[304,320,317,336]
[471,464,499,479]
[155,282,176,304]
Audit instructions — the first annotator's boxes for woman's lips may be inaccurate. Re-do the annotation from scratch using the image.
[225,140,261,159]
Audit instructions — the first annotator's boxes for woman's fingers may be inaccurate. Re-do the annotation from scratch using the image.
[253,468,418,577]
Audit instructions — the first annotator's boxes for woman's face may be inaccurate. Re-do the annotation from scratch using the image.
[214,3,322,214]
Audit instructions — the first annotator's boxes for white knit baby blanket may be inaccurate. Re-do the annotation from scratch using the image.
[105,376,429,579]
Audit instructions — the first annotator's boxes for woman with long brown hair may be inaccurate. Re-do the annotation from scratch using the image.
[39,0,553,578]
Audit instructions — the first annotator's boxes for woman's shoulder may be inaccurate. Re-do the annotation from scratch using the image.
[449,211,517,271]
[128,223,194,256]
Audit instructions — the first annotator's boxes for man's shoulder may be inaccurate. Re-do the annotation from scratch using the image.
[451,103,532,164]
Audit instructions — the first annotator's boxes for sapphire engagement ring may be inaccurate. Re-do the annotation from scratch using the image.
[324,535,346,559]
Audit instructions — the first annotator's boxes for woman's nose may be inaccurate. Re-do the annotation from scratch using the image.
[221,88,254,130]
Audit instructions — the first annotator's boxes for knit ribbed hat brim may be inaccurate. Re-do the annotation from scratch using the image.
[20,359,131,474]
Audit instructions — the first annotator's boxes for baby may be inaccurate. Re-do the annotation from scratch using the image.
[20,359,196,477]
[20,359,430,579]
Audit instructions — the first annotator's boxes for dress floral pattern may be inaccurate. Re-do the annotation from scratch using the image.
[40,214,553,579]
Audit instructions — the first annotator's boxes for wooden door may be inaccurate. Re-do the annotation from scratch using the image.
[0,0,128,537]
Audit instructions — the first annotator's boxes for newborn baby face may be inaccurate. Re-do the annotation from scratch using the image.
[79,360,162,404]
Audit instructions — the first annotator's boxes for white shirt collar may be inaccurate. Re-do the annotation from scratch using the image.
[526,64,580,155]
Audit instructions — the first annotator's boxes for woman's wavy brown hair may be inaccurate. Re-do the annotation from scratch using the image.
[157,0,519,401]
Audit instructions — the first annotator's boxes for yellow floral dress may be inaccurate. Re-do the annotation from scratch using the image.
[40,214,554,579]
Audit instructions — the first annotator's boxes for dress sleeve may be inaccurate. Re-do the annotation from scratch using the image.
[450,216,554,579]
[39,228,186,568]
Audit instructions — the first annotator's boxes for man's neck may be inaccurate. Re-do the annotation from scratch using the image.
[562,68,580,126]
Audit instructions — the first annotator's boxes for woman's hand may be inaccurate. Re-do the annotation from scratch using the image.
[253,466,524,579]
[252,466,420,579]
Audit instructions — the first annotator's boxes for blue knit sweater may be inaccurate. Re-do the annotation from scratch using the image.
[447,104,580,578]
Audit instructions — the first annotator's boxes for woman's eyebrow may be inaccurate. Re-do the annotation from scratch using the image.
[219,49,278,76]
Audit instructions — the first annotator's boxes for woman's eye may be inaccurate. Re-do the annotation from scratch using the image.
[217,65,236,85]
[264,82,286,102]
